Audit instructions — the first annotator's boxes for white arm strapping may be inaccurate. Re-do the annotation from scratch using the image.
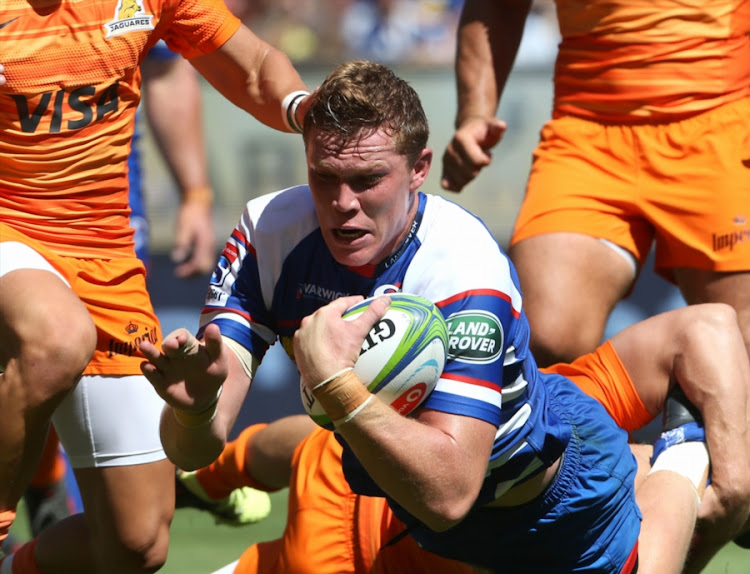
[222,336,261,380]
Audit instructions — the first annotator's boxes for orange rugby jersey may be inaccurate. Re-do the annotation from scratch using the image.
[0,0,240,258]
[553,0,750,121]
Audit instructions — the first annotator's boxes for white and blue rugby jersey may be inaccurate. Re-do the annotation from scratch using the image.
[200,186,571,508]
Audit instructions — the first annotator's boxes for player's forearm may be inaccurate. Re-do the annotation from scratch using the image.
[454,0,532,127]
[160,404,228,470]
[335,398,493,532]
[144,58,210,195]
[191,26,309,133]
[676,306,750,511]
[158,350,253,470]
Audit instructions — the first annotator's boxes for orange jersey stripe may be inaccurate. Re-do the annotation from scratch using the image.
[553,0,750,121]
[0,0,239,258]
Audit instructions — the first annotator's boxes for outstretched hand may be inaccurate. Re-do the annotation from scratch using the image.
[441,117,506,192]
[140,323,228,413]
[294,295,391,389]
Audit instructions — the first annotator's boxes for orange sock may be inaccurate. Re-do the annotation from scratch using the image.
[29,429,66,489]
[0,539,42,574]
[0,510,16,544]
[195,423,276,499]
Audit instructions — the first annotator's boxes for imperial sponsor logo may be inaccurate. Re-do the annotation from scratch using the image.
[104,0,155,37]
[446,310,503,363]
[297,283,350,303]
[712,226,750,252]
[108,326,158,357]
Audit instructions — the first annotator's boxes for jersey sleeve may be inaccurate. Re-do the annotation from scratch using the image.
[401,196,519,428]
[160,0,241,59]
[198,186,319,362]
[198,206,277,361]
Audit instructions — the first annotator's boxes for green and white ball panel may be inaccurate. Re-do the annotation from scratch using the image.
[301,293,449,429]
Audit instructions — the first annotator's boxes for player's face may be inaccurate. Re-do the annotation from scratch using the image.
[307,127,431,267]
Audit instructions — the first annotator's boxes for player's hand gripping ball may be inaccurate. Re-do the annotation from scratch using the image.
[301,293,449,429]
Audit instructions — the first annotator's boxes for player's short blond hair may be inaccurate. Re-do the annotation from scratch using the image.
[303,60,429,168]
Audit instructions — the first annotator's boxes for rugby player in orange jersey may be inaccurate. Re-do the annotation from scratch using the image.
[0,2,310,572]
[441,0,750,570]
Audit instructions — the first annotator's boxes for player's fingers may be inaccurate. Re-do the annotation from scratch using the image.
[138,339,161,362]
[441,160,472,192]
[202,323,224,362]
[355,295,391,333]
[140,359,166,386]
[162,327,200,358]
[441,155,482,192]
[484,119,507,148]
[331,295,365,315]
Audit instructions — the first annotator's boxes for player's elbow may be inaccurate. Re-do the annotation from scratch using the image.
[420,491,479,532]
[680,303,740,354]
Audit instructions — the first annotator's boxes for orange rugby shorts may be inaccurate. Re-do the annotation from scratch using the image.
[0,224,160,376]
[511,97,750,283]
[234,426,473,574]
[543,340,653,433]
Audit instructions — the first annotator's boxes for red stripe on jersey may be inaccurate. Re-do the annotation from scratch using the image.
[437,289,520,318]
[223,242,239,263]
[441,371,502,392]
[200,306,252,323]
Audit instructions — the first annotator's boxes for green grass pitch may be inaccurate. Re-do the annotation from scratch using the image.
[9,489,750,572]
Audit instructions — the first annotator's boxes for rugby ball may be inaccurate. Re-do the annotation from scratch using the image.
[301,293,449,430]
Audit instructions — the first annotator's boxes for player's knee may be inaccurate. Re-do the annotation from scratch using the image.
[111,518,171,573]
[24,312,97,403]
[681,303,739,348]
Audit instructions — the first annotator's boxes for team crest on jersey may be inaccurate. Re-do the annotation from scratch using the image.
[104,0,154,38]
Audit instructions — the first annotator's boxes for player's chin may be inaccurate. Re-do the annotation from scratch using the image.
[327,234,375,266]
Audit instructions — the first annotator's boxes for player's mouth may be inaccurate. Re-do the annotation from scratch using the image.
[334,228,366,240]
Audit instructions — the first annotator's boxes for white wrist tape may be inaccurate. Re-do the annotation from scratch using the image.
[282,90,309,133]
[334,394,374,427]
[172,385,223,428]
[312,367,354,392]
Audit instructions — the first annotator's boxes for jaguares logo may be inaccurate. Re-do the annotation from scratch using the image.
[104,0,154,38]
[446,310,503,364]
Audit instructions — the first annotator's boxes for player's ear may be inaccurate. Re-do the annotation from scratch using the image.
[410,148,432,190]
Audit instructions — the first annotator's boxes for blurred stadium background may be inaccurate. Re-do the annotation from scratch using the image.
[13,0,748,571]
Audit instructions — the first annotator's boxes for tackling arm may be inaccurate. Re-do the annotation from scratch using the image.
[612,304,750,542]
[189,26,311,134]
